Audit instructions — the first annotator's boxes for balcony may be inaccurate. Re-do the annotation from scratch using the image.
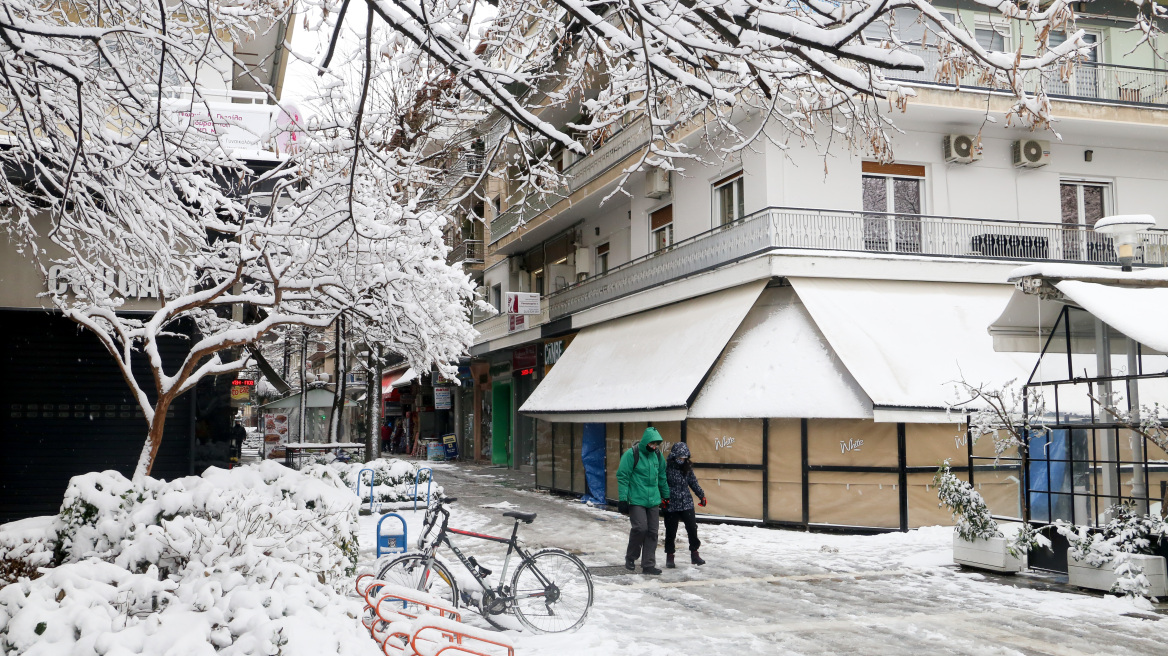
[888,46,1168,107]
[547,207,1168,320]
[447,239,484,266]
[472,297,550,344]
[490,118,651,243]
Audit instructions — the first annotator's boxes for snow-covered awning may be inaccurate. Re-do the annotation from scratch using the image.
[689,286,872,419]
[1053,281,1168,353]
[789,278,1034,422]
[519,281,767,422]
[259,388,356,409]
[390,368,417,390]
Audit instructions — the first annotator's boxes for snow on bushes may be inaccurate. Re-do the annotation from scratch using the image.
[1057,502,1168,599]
[933,461,1002,543]
[0,461,381,655]
[303,458,440,508]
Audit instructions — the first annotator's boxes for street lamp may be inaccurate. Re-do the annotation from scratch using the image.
[1094,214,1156,272]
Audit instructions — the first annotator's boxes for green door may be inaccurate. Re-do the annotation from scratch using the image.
[491,381,512,466]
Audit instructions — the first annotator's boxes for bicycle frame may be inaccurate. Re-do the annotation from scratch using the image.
[417,502,553,605]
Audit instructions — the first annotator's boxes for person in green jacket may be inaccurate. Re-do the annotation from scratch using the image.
[616,427,670,575]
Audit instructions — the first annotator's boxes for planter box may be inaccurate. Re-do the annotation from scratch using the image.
[1067,553,1168,597]
[953,533,1026,573]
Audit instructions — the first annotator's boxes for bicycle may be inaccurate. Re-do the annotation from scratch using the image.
[376,496,594,634]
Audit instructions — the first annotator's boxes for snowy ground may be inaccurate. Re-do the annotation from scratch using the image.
[357,462,1167,656]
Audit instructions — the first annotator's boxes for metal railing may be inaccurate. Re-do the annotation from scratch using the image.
[546,207,1168,320]
[490,118,652,244]
[447,239,484,265]
[887,46,1168,106]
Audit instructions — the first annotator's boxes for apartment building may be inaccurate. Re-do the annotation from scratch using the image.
[461,3,1168,531]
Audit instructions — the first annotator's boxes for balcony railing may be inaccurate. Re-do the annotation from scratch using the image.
[448,239,484,265]
[887,46,1168,107]
[547,207,1168,320]
[490,118,652,244]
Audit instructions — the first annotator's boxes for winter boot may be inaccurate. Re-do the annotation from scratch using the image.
[666,554,676,569]
[624,559,636,571]
[642,566,662,575]
[691,551,705,566]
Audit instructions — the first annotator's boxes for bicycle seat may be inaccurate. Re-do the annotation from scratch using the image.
[503,510,537,524]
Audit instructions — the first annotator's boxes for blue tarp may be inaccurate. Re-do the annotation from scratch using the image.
[580,423,607,504]
[1029,429,1071,522]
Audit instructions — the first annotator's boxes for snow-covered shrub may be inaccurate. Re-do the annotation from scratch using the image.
[0,461,375,655]
[1057,502,1168,598]
[934,461,1002,543]
[304,458,440,507]
[0,517,57,586]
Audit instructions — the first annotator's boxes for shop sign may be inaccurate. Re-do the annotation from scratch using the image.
[542,335,574,374]
[512,345,538,371]
[442,433,459,459]
[230,379,254,407]
[508,314,527,333]
[434,386,452,410]
[262,413,289,459]
[506,292,541,315]
[47,265,160,299]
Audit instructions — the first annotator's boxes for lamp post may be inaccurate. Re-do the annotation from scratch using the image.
[1094,214,1156,272]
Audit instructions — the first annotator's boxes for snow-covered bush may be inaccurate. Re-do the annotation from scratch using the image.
[0,517,56,586]
[0,461,377,655]
[1057,503,1168,598]
[304,458,440,507]
[934,462,1002,543]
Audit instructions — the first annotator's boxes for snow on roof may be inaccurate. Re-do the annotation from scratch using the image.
[689,286,872,419]
[789,278,1034,414]
[1054,280,1168,353]
[259,388,357,408]
[391,368,417,389]
[519,281,766,416]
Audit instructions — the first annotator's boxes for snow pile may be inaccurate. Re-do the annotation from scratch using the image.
[0,461,380,655]
[304,458,440,507]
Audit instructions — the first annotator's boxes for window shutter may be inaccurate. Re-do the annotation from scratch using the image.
[596,242,610,255]
[650,205,673,230]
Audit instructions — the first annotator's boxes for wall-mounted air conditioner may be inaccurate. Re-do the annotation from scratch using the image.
[574,247,590,277]
[645,167,671,199]
[1012,139,1050,168]
[943,134,982,163]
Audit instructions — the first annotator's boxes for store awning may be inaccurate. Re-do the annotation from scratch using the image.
[689,286,872,419]
[258,388,357,409]
[1054,281,1168,353]
[519,281,767,422]
[789,278,1033,422]
[391,368,417,389]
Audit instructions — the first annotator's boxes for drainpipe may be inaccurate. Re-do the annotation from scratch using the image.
[267,18,288,101]
[1128,337,1147,514]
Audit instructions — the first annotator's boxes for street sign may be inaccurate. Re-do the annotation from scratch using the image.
[434,386,452,410]
[506,292,541,315]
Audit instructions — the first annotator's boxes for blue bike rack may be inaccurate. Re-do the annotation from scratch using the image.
[376,513,408,559]
[356,468,376,514]
[413,467,433,512]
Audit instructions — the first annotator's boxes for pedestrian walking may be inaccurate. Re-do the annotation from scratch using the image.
[230,421,247,462]
[616,427,670,575]
[663,442,706,568]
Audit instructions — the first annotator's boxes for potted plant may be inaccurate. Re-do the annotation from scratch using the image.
[1058,503,1168,599]
[935,462,1047,573]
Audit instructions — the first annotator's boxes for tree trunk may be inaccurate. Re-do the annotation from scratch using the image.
[298,327,308,444]
[329,315,347,443]
[134,395,173,481]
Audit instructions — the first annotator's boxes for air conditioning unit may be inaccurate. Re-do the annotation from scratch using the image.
[574,247,590,277]
[943,134,981,164]
[508,257,525,275]
[645,167,670,199]
[1012,139,1051,168]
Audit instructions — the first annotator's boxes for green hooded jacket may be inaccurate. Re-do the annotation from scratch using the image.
[616,427,670,507]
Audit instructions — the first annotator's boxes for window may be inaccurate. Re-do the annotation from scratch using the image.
[650,205,673,252]
[490,284,502,312]
[595,242,610,276]
[1050,31,1101,98]
[492,196,501,219]
[713,172,745,226]
[861,162,924,253]
[863,8,952,45]
[1060,181,1112,261]
[975,20,1011,52]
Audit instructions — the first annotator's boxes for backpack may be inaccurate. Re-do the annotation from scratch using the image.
[628,445,664,471]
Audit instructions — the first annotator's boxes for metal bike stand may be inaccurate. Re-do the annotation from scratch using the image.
[413,467,433,512]
[356,468,376,515]
[376,513,408,559]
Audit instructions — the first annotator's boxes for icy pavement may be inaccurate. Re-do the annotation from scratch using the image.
[357,463,1168,655]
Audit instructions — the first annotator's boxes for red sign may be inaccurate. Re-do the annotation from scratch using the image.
[518,368,535,376]
[512,345,538,371]
[232,379,255,386]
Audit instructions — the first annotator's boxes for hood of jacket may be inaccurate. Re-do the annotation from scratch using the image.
[668,441,691,466]
[640,427,663,453]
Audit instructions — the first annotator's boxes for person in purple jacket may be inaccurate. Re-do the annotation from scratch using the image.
[663,442,707,568]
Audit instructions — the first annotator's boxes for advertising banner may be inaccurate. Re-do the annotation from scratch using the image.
[262,413,290,459]
[434,386,452,410]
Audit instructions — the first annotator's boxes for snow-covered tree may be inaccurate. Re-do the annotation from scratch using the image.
[3,0,1161,477]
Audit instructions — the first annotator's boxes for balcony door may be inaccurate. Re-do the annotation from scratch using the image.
[1060,181,1112,262]
[862,162,924,253]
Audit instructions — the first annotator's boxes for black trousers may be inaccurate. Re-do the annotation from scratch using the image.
[663,508,701,554]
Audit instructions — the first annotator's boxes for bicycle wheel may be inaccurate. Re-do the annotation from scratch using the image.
[510,549,593,634]
[376,555,460,612]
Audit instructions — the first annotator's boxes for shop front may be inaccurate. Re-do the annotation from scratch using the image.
[522,278,1033,531]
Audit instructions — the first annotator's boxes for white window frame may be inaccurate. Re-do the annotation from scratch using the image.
[595,242,610,276]
[1060,178,1114,226]
[712,171,745,227]
[974,18,1012,53]
[649,204,674,252]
